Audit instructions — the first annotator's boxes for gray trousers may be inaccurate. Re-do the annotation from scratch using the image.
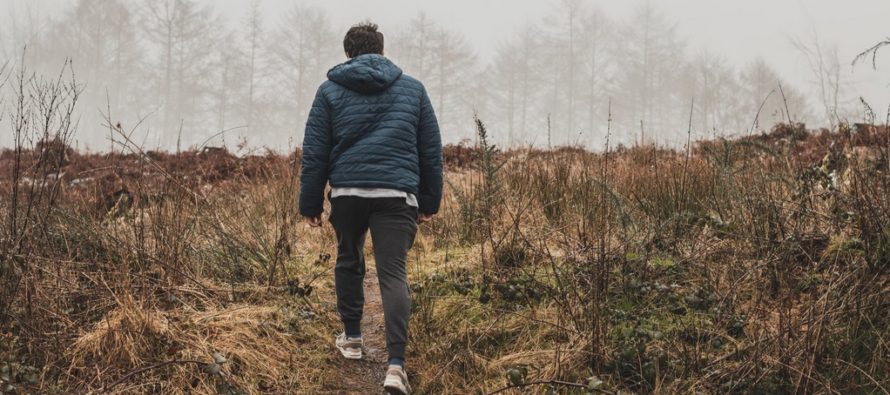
[328,196,417,361]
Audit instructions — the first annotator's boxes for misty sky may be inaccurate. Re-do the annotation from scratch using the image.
[2,0,890,150]
[6,0,890,103]
[203,0,890,110]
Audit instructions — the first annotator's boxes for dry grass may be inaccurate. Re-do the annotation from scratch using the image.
[1,61,888,394]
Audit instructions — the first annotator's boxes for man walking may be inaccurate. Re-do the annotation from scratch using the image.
[299,22,443,395]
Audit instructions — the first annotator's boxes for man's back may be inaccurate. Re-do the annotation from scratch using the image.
[299,54,443,219]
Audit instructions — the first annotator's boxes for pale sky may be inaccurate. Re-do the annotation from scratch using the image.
[202,0,890,115]
[3,0,890,140]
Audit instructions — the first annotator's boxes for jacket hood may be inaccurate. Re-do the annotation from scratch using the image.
[327,54,403,94]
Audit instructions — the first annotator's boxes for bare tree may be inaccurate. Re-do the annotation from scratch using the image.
[44,0,141,127]
[212,32,238,139]
[141,0,219,146]
[430,28,478,137]
[580,9,613,141]
[2,1,50,70]
[682,50,744,135]
[487,37,522,145]
[538,0,586,141]
[392,13,437,81]
[391,14,479,141]
[792,33,845,130]
[614,2,686,141]
[267,4,339,144]
[484,23,547,146]
[244,0,263,135]
[740,58,809,130]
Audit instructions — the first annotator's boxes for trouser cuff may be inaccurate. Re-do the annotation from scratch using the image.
[388,343,406,361]
[343,320,362,337]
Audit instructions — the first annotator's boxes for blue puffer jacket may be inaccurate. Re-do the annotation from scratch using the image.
[299,54,443,217]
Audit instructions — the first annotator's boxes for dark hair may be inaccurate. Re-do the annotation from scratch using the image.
[343,22,384,58]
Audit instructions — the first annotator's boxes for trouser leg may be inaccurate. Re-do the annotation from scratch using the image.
[368,198,417,362]
[329,197,370,336]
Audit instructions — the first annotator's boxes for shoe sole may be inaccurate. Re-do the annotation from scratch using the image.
[384,379,408,395]
[336,343,363,360]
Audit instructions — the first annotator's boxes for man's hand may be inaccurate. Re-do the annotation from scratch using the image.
[417,213,434,224]
[305,215,323,228]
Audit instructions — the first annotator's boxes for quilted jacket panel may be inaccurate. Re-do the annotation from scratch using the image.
[299,54,443,217]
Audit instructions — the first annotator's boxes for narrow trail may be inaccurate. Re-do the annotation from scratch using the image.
[324,264,389,394]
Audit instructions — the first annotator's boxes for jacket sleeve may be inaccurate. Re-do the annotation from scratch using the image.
[417,86,444,215]
[299,86,333,217]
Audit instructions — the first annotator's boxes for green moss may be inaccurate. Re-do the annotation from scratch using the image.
[648,255,676,270]
[821,234,865,262]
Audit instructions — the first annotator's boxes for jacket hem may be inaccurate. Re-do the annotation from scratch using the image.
[329,181,418,195]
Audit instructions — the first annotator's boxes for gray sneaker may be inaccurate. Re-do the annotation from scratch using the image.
[335,333,363,360]
[383,365,411,395]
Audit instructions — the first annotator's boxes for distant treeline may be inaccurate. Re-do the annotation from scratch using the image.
[1,0,812,150]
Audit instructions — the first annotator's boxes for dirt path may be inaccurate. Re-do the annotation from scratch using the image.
[323,264,389,394]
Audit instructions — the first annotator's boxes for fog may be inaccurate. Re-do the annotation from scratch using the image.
[2,0,889,151]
